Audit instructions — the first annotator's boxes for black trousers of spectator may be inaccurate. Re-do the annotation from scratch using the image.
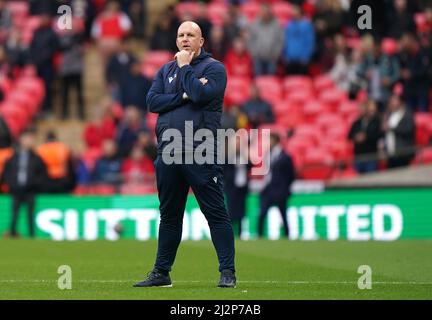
[37,64,54,113]
[62,74,85,120]
[154,155,235,273]
[285,62,308,75]
[10,193,35,238]
[258,195,289,238]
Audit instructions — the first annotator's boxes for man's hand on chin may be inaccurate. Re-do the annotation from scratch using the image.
[175,50,195,68]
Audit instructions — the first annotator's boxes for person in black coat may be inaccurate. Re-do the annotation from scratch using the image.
[29,14,60,115]
[348,100,383,173]
[2,129,48,238]
[258,133,295,239]
[382,93,416,168]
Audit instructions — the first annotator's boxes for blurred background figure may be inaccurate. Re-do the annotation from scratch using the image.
[92,139,122,186]
[115,106,146,158]
[2,129,47,238]
[348,100,383,174]
[382,93,416,168]
[29,13,59,117]
[357,39,400,113]
[283,5,315,75]
[224,36,253,79]
[398,33,430,113]
[258,133,295,239]
[36,131,76,193]
[91,0,132,64]
[240,84,274,128]
[247,3,283,76]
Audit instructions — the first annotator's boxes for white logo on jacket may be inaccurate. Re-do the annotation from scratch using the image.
[168,74,177,83]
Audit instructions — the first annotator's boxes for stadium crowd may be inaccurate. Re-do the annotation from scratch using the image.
[0,0,431,199]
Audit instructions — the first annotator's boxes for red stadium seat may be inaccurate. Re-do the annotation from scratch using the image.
[240,2,261,23]
[314,74,334,92]
[415,113,432,146]
[413,147,432,165]
[283,76,313,95]
[255,76,282,104]
[319,88,347,112]
[271,1,293,27]
[292,124,320,145]
[338,101,359,120]
[175,2,201,19]
[315,113,344,133]
[225,77,251,106]
[303,100,324,123]
[89,184,115,195]
[300,148,335,180]
[207,2,227,26]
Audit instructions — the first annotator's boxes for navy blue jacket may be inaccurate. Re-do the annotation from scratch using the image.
[261,150,296,201]
[146,49,227,154]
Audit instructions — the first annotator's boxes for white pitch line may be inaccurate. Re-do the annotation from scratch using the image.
[1,280,432,285]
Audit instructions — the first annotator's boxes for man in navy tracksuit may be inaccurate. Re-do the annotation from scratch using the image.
[134,21,236,288]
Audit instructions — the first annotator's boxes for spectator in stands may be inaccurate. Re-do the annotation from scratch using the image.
[313,0,346,67]
[357,40,400,113]
[386,0,416,39]
[119,61,152,114]
[30,14,60,116]
[348,100,383,174]
[37,131,76,193]
[115,106,146,158]
[382,93,416,168]
[240,84,275,128]
[5,28,29,70]
[122,0,146,39]
[150,11,178,52]
[83,99,117,149]
[2,129,47,238]
[283,5,315,75]
[221,105,248,130]
[121,145,155,185]
[91,0,132,63]
[196,2,212,46]
[247,4,283,76]
[398,33,430,113]
[223,135,250,238]
[106,40,138,99]
[330,44,365,99]
[258,133,295,239]
[59,28,86,120]
[207,25,228,62]
[222,3,248,45]
[92,139,122,185]
[0,0,12,43]
[136,129,157,161]
[224,37,253,79]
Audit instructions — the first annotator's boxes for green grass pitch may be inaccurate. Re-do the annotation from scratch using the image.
[1,239,431,299]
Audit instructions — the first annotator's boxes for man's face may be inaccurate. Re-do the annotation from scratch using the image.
[20,133,35,150]
[176,22,204,56]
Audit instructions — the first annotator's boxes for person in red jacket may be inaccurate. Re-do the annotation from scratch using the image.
[121,145,154,185]
[224,37,253,79]
[83,101,116,149]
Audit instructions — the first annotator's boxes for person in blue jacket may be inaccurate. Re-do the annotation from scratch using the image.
[133,21,236,288]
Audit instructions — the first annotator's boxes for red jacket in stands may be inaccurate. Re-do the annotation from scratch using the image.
[121,157,155,184]
[224,50,253,79]
[84,117,116,149]
[92,13,132,40]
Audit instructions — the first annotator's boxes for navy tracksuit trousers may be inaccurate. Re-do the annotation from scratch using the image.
[153,155,235,273]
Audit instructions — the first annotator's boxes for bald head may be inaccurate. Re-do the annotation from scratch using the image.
[176,21,204,58]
